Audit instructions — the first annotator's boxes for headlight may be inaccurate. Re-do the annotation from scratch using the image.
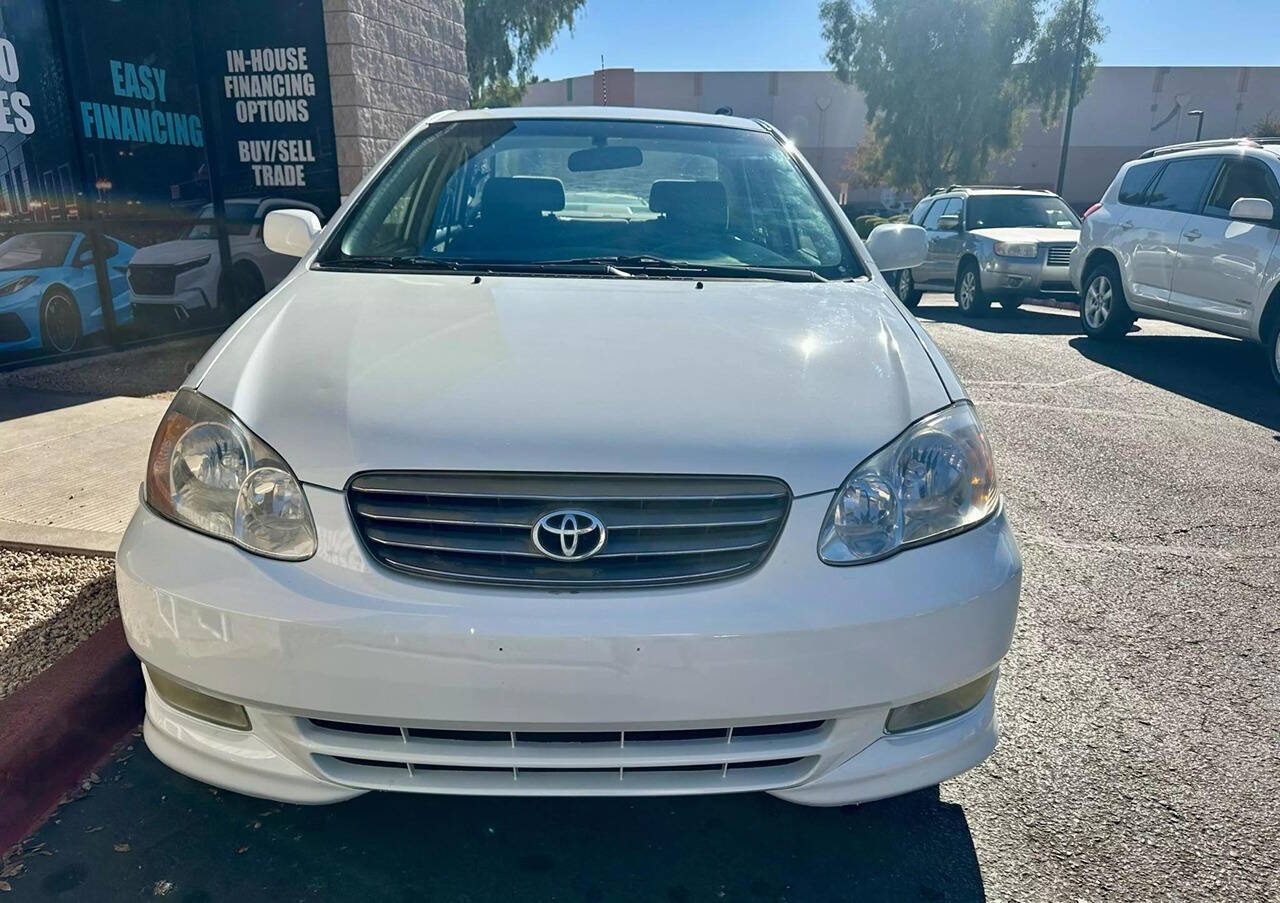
[144,388,316,559]
[818,402,998,565]
[0,275,37,296]
[173,255,212,274]
[993,241,1037,259]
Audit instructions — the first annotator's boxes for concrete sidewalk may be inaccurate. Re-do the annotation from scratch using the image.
[0,390,169,556]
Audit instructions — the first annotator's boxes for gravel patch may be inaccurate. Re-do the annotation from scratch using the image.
[0,549,117,699]
[0,335,217,400]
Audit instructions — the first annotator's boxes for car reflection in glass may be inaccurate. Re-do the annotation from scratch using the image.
[126,198,323,327]
[0,231,136,355]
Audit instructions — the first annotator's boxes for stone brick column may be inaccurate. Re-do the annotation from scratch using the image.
[323,0,469,195]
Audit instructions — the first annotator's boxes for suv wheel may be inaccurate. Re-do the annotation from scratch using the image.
[894,269,922,308]
[1080,262,1134,339]
[955,261,989,317]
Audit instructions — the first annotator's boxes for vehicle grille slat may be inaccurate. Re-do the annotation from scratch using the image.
[302,717,826,793]
[349,472,791,588]
[1045,245,1074,266]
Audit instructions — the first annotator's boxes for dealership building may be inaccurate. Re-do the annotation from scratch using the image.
[524,66,1280,211]
[0,0,466,367]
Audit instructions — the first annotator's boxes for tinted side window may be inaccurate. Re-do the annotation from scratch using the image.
[921,199,951,230]
[1118,162,1160,206]
[1146,157,1220,213]
[941,197,962,224]
[1204,158,1280,217]
[909,199,934,225]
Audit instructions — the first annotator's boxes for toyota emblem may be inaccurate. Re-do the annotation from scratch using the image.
[532,510,607,561]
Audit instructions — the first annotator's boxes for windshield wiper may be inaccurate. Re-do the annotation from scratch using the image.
[548,256,829,282]
[317,256,466,271]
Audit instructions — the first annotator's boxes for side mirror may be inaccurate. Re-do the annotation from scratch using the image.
[936,213,961,231]
[263,208,322,257]
[866,223,928,272]
[1228,197,1274,222]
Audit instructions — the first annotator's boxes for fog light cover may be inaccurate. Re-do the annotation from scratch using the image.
[147,667,251,730]
[885,671,995,734]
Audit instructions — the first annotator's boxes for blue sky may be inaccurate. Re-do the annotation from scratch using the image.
[535,0,1278,80]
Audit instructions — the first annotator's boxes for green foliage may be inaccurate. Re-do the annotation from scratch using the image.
[465,0,585,107]
[821,0,1105,193]
[851,213,909,238]
[1249,112,1280,138]
[1022,0,1107,127]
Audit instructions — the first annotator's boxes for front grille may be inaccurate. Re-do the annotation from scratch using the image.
[347,472,791,588]
[300,717,827,795]
[127,264,177,296]
[1045,245,1074,267]
[0,312,30,343]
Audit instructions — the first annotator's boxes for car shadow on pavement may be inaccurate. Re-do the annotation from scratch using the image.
[12,746,986,902]
[1070,334,1280,431]
[914,303,1081,336]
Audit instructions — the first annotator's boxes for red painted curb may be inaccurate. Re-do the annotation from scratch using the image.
[0,617,143,853]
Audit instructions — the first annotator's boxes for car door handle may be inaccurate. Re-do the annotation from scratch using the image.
[1119,220,1134,230]
[1183,229,1202,241]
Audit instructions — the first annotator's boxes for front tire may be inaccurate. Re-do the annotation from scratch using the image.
[955,261,989,317]
[1080,262,1134,339]
[893,269,922,308]
[220,263,265,319]
[40,288,83,354]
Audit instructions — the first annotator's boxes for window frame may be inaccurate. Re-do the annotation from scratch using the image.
[1198,154,1280,225]
[1117,160,1163,208]
[315,117,866,279]
[920,196,956,230]
[1142,155,1222,215]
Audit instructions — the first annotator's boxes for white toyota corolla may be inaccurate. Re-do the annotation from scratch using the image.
[116,107,1020,807]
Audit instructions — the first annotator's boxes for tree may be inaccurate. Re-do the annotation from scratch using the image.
[1249,112,1280,138]
[820,0,1105,193]
[465,0,586,108]
[843,130,885,192]
[1022,0,1106,128]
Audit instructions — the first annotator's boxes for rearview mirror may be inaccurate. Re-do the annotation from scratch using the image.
[1229,197,1274,222]
[936,213,961,231]
[866,223,928,273]
[568,145,643,172]
[263,208,322,257]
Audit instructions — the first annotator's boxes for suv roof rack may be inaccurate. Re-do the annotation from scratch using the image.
[1138,137,1279,158]
[926,184,1048,196]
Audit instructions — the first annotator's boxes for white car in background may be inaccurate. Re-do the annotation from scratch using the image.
[117,107,1020,808]
[127,198,323,323]
[1072,137,1280,388]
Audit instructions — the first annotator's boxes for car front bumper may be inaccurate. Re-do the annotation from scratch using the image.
[117,485,1021,807]
[981,254,1077,299]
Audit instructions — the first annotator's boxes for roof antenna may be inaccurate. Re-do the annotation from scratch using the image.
[600,54,607,106]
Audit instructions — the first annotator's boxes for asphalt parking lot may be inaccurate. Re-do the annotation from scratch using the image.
[7,297,1279,902]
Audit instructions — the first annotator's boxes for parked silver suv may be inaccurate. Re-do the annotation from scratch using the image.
[894,186,1080,315]
[1071,138,1280,389]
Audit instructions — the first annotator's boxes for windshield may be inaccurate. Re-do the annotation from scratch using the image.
[0,233,75,270]
[185,202,261,239]
[319,118,861,280]
[966,195,1080,230]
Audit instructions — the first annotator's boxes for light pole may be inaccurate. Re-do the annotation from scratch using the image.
[1055,0,1090,198]
[1187,110,1205,141]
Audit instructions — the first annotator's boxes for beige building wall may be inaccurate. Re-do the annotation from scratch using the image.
[524,66,1280,210]
[323,0,470,194]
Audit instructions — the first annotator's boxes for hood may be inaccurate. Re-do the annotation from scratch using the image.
[970,227,1080,245]
[129,238,218,266]
[194,272,953,495]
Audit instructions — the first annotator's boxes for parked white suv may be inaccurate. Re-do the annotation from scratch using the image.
[1071,138,1280,388]
[116,107,1020,808]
